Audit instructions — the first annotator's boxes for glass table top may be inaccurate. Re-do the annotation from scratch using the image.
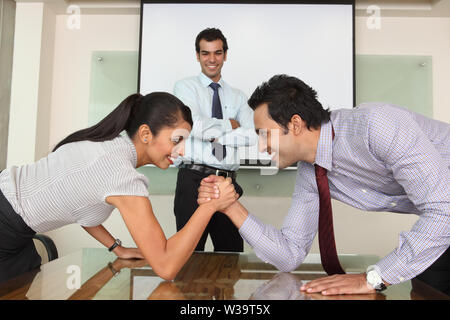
[0,248,446,300]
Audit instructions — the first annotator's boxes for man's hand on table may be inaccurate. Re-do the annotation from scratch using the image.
[300,273,387,295]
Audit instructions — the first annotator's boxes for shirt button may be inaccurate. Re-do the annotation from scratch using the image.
[399,276,405,281]
[361,189,367,193]
[390,202,396,206]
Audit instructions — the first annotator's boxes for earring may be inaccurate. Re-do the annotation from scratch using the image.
[144,139,147,142]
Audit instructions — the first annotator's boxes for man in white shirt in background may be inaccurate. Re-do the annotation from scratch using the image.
[173,28,257,252]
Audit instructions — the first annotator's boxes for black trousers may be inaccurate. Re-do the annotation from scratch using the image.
[415,246,450,296]
[174,167,244,252]
[0,189,41,284]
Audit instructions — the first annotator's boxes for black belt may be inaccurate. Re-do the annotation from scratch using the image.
[180,163,237,179]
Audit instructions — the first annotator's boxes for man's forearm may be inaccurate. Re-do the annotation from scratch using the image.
[190,117,233,141]
[222,200,249,228]
[216,127,258,147]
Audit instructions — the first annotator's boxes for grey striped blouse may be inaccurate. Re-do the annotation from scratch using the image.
[0,134,149,233]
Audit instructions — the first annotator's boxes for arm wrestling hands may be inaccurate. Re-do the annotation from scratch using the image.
[197,175,249,228]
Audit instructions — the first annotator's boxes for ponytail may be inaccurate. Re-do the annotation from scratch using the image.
[53,92,192,152]
[53,93,142,152]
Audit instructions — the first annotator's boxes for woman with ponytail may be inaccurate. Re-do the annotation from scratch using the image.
[0,92,238,283]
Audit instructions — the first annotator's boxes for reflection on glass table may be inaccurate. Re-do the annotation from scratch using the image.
[250,273,309,300]
[0,249,448,300]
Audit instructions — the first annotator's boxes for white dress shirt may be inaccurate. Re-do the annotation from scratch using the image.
[173,72,257,171]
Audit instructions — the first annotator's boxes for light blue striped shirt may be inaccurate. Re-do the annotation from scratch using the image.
[239,103,450,285]
[173,72,257,171]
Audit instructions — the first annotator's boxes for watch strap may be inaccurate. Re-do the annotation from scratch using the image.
[375,282,387,292]
[108,239,121,252]
[366,268,387,292]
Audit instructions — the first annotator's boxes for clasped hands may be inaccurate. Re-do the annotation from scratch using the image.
[197,174,239,213]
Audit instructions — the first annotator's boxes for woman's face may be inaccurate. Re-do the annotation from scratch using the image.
[147,120,192,169]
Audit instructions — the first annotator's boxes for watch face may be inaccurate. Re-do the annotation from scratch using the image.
[367,270,381,287]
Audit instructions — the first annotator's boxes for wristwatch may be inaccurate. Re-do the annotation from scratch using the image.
[108,238,122,252]
[366,267,387,292]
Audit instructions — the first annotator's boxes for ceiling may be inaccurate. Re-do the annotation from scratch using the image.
[355,0,450,17]
[15,0,450,17]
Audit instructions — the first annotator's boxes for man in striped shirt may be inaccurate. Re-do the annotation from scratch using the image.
[198,75,450,296]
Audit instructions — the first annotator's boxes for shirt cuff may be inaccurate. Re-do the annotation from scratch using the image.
[375,243,450,285]
[223,118,233,133]
[238,213,263,248]
[375,252,426,285]
[375,259,410,285]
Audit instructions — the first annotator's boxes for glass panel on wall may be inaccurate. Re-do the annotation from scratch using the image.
[355,55,433,117]
[88,51,178,194]
[88,51,139,125]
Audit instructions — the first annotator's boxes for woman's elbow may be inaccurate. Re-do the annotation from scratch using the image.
[153,265,178,281]
[159,272,176,281]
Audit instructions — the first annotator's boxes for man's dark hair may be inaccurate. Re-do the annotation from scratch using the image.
[195,28,228,53]
[248,74,331,132]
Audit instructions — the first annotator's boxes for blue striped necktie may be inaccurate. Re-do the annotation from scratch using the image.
[209,82,227,160]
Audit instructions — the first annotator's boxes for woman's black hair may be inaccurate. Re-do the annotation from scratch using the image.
[53,92,193,152]
[248,74,331,132]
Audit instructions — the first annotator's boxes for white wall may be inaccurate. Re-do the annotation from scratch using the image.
[7,2,45,167]
[9,8,450,260]
[49,13,140,149]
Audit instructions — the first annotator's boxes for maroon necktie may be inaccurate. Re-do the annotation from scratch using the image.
[314,128,345,275]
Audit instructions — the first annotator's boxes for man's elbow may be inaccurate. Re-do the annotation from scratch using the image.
[277,261,299,273]
[273,254,305,273]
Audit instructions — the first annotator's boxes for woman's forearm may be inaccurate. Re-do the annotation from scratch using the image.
[156,180,237,279]
[82,225,116,250]
[160,202,216,279]
[108,188,234,280]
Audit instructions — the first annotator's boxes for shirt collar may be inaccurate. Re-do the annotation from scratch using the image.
[314,120,333,171]
[198,72,224,88]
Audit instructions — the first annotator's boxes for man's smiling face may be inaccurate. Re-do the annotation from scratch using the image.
[254,103,300,169]
[196,39,227,83]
